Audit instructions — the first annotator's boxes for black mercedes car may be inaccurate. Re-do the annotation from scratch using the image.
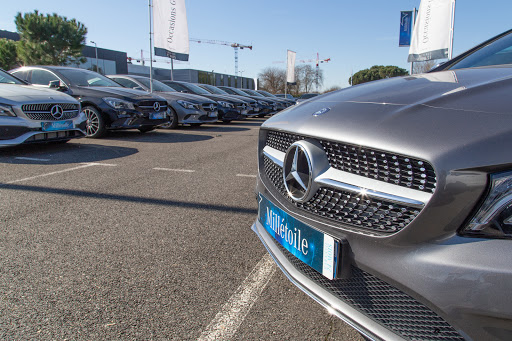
[218,86,275,117]
[10,66,169,138]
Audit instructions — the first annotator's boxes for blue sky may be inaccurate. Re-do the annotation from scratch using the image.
[1,1,511,90]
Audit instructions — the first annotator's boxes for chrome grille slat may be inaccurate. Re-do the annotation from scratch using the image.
[266,130,436,194]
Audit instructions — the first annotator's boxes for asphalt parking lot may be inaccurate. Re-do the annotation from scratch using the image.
[0,118,362,340]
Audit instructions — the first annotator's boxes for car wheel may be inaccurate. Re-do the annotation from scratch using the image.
[83,106,106,138]
[138,126,155,133]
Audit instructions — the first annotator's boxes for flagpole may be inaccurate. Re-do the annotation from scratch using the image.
[448,0,456,60]
[410,7,417,75]
[149,0,153,93]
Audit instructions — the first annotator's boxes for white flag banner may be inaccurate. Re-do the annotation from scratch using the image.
[153,0,189,61]
[287,50,296,84]
[408,0,455,62]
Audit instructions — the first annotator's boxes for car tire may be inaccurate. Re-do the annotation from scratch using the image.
[222,120,232,124]
[190,123,202,127]
[167,109,179,129]
[138,126,155,133]
[257,114,266,118]
[83,106,106,138]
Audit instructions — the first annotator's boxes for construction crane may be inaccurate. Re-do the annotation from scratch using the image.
[189,38,253,77]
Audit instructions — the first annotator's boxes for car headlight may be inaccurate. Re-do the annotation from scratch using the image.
[0,103,16,117]
[102,97,135,110]
[258,100,269,106]
[218,101,234,108]
[462,171,512,239]
[177,100,199,110]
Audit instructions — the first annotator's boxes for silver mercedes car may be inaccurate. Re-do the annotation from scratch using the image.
[0,69,86,147]
[251,30,512,340]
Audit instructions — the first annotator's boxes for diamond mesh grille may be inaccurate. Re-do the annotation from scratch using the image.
[22,103,78,112]
[274,240,464,340]
[265,130,436,194]
[263,156,420,234]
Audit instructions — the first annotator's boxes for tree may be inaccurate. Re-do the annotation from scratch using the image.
[349,65,408,86]
[15,10,87,66]
[0,39,18,70]
[296,64,323,93]
[258,67,286,94]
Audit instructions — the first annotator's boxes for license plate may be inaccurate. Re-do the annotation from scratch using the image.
[208,112,217,118]
[41,120,73,132]
[258,193,340,280]
[149,112,166,120]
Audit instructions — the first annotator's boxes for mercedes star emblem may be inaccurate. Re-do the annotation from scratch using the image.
[153,102,161,111]
[50,105,64,119]
[283,142,313,202]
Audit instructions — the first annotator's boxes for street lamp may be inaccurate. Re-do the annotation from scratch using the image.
[90,41,99,74]
[238,70,245,88]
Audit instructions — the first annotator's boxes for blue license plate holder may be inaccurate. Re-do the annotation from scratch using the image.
[258,193,341,280]
[41,120,73,132]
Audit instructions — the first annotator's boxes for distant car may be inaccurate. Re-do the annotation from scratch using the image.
[217,86,274,117]
[10,66,169,138]
[255,90,296,106]
[240,89,289,112]
[275,93,296,101]
[0,68,86,147]
[161,80,248,122]
[295,93,319,103]
[251,29,512,340]
[107,75,218,128]
[196,84,261,118]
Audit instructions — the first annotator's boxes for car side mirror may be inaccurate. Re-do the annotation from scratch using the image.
[49,80,67,91]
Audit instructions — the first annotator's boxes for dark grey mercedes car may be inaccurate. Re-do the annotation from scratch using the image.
[252,30,512,340]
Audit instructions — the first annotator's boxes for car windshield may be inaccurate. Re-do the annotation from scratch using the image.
[200,84,228,95]
[0,70,24,84]
[58,69,121,87]
[221,87,246,96]
[182,83,210,95]
[258,90,276,97]
[138,78,176,92]
[448,31,512,70]
[241,89,263,97]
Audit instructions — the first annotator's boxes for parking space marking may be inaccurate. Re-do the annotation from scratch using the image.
[153,168,196,173]
[236,174,257,178]
[6,162,117,184]
[15,157,50,162]
[197,254,276,341]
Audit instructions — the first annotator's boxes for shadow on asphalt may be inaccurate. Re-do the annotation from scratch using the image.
[0,183,258,215]
[105,130,214,143]
[0,143,139,165]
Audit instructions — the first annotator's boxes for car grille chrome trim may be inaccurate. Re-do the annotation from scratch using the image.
[22,103,80,121]
[273,238,464,340]
[266,130,436,194]
[263,156,421,234]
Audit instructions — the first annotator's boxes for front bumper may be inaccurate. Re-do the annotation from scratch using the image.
[253,181,512,340]
[0,113,87,147]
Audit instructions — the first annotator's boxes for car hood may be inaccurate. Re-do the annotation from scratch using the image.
[263,67,512,170]
[154,91,217,104]
[0,84,78,104]
[76,86,164,101]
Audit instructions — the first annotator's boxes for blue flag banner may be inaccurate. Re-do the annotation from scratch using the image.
[399,11,413,47]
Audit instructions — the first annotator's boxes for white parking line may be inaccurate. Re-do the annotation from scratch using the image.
[236,174,257,178]
[6,162,117,184]
[153,168,196,173]
[197,254,276,341]
[15,157,50,162]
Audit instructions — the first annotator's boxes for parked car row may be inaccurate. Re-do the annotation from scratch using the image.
[1,64,298,147]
